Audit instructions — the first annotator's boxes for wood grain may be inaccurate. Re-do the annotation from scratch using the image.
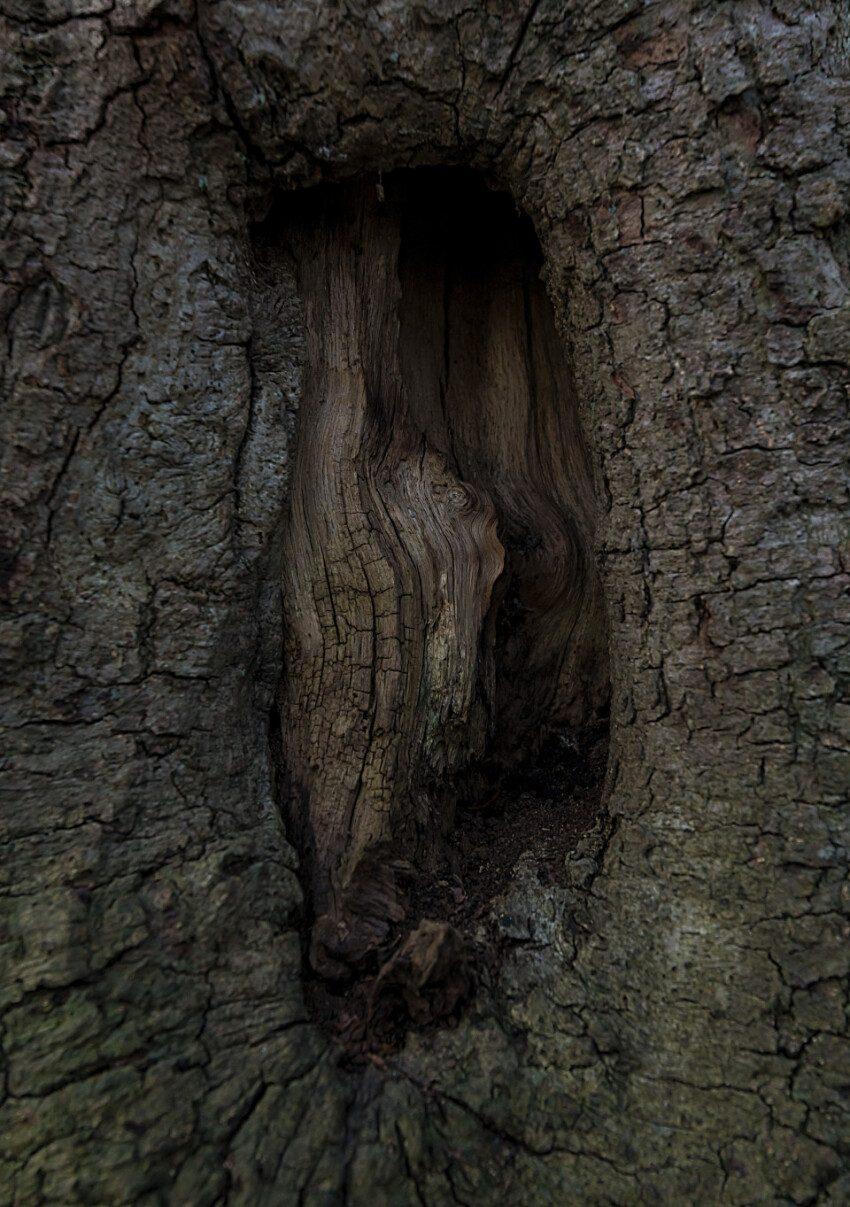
[276,172,608,975]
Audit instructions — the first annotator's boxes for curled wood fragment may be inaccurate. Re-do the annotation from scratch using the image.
[372,919,470,1025]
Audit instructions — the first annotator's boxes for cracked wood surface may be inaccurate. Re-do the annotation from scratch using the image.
[273,172,606,977]
[278,177,505,975]
[0,0,848,1204]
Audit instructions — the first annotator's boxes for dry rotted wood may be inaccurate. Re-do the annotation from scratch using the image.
[274,173,608,976]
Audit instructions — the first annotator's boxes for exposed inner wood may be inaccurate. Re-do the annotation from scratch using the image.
[268,170,609,979]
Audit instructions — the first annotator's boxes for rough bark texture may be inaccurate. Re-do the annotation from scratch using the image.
[1,1,848,1205]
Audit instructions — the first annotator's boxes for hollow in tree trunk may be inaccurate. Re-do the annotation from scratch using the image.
[269,172,608,976]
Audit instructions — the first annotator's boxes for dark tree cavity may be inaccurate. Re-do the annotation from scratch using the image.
[258,170,608,979]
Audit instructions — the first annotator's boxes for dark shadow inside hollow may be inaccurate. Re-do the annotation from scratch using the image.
[253,168,609,989]
[396,171,608,750]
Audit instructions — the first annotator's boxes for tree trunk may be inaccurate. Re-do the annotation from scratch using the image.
[1,2,848,1205]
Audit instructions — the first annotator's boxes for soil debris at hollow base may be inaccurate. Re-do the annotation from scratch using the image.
[303,724,609,1063]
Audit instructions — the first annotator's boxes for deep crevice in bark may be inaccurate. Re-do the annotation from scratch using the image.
[254,168,610,1022]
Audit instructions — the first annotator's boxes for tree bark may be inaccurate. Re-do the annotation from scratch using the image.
[1,2,848,1205]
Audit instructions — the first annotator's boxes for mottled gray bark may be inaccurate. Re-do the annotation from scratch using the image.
[1,2,848,1205]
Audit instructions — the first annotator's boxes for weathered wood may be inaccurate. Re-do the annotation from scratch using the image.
[275,173,608,974]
